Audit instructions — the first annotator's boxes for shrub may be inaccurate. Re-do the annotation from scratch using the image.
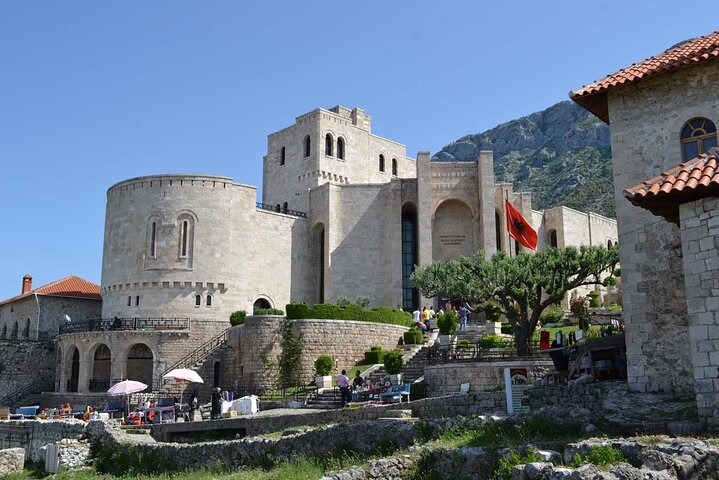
[355,295,371,308]
[483,301,503,322]
[285,302,412,327]
[588,291,601,308]
[495,451,542,480]
[336,295,352,307]
[457,339,472,349]
[437,311,458,335]
[314,355,333,376]
[540,304,564,325]
[501,323,513,335]
[479,334,508,348]
[570,446,626,469]
[370,346,383,351]
[403,329,423,345]
[364,349,386,364]
[229,310,246,326]
[383,351,403,375]
[604,276,617,286]
[613,268,621,277]
[570,296,588,315]
[253,307,285,316]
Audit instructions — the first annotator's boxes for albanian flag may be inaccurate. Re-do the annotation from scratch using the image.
[505,200,538,251]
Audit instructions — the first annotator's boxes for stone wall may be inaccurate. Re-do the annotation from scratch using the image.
[0,340,55,404]
[424,360,554,397]
[236,316,408,393]
[605,60,719,395]
[0,448,24,477]
[37,297,101,340]
[679,197,719,427]
[0,420,86,462]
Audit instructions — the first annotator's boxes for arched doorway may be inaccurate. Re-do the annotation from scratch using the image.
[313,223,326,304]
[10,321,18,340]
[67,347,80,392]
[401,203,419,311]
[253,298,272,311]
[91,344,112,392]
[549,230,558,248]
[213,361,221,388]
[22,319,30,338]
[126,344,154,388]
[432,199,475,262]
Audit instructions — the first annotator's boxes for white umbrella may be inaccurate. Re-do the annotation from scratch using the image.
[162,369,204,384]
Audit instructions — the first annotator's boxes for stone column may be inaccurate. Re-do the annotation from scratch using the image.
[477,151,496,255]
[416,151,433,306]
[679,198,719,427]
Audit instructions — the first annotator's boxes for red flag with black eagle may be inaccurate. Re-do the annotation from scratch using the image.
[505,200,538,251]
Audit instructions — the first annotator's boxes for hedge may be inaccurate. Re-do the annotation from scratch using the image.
[253,307,285,316]
[314,355,333,376]
[383,351,403,375]
[364,349,386,364]
[479,334,510,348]
[286,302,412,327]
[501,323,513,335]
[403,329,423,345]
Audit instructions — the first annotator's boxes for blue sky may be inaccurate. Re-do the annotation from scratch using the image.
[0,1,715,299]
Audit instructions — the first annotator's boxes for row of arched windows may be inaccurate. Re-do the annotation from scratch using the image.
[278,134,348,166]
[195,294,212,307]
[147,215,194,261]
[0,319,30,340]
[379,154,398,176]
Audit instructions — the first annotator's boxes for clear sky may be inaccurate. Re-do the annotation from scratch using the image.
[0,1,715,299]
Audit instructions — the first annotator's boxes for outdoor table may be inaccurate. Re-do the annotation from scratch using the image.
[146,405,175,424]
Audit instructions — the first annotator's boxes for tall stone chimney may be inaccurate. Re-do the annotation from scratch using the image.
[22,274,32,294]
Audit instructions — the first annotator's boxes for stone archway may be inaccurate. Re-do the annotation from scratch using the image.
[253,298,272,310]
[90,344,112,392]
[1,323,6,338]
[10,321,18,340]
[432,199,476,262]
[66,346,80,392]
[126,343,154,388]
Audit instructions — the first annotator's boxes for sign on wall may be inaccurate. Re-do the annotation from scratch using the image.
[504,367,530,414]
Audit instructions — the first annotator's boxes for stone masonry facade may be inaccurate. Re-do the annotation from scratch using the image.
[679,197,719,426]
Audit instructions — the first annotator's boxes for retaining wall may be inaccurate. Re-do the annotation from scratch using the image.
[0,420,86,462]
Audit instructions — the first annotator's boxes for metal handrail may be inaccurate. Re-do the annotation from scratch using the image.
[428,341,547,364]
[0,378,53,407]
[155,328,229,390]
[59,317,191,335]
[256,202,307,218]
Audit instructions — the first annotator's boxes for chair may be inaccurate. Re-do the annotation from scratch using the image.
[451,383,470,396]
[379,384,411,404]
[15,405,40,419]
[0,407,10,420]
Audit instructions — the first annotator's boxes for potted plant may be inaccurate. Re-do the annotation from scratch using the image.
[436,310,458,346]
[383,351,403,385]
[314,355,333,389]
[483,301,503,334]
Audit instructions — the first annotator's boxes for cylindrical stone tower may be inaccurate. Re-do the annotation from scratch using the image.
[101,174,251,322]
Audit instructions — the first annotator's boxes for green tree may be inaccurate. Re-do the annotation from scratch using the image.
[411,245,618,356]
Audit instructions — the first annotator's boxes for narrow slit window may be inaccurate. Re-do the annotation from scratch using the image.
[181,220,189,257]
[280,146,286,166]
[135,295,140,306]
[127,296,132,307]
[379,154,385,172]
[150,222,157,258]
[195,294,201,306]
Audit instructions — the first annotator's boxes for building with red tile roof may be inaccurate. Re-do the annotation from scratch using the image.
[571,28,719,426]
[0,274,101,341]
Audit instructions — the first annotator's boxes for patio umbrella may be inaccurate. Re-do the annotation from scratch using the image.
[162,369,203,404]
[107,380,148,420]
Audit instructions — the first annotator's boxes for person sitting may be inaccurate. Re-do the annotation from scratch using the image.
[352,371,364,389]
[415,320,427,332]
[82,405,94,421]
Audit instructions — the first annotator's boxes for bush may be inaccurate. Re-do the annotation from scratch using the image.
[495,451,542,480]
[403,329,423,345]
[383,351,403,375]
[613,268,621,277]
[336,295,351,307]
[253,307,285,315]
[588,291,601,308]
[314,355,333,376]
[229,310,246,326]
[437,311,458,335]
[285,302,412,327]
[479,334,508,348]
[570,446,626,468]
[482,301,503,322]
[604,276,617,286]
[501,323,513,335]
[457,339,472,349]
[364,349,386,364]
[540,304,564,325]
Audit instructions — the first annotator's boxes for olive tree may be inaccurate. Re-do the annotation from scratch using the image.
[411,245,619,356]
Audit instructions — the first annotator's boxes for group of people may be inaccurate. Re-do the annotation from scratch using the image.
[337,370,401,407]
[411,302,471,332]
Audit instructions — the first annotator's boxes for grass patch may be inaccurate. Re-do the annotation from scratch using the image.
[495,451,542,480]
[532,325,602,341]
[570,446,626,469]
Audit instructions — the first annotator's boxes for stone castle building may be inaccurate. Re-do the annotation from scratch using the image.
[21,106,617,398]
[571,29,719,425]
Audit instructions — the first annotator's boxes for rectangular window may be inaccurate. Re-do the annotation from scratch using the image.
[127,296,132,307]
[135,295,140,307]
[181,221,189,257]
[150,222,157,257]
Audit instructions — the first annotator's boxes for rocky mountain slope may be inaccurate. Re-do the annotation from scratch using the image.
[433,101,615,217]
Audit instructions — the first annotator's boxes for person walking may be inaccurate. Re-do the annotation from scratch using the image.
[338,370,350,407]
[210,387,222,420]
[459,305,469,332]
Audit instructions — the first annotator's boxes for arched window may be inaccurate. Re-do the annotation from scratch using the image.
[325,134,333,156]
[275,203,281,212]
[11,321,17,340]
[392,158,398,176]
[280,146,286,166]
[206,295,212,307]
[337,137,345,160]
[304,135,311,157]
[177,214,195,264]
[607,239,613,249]
[150,221,157,258]
[127,296,132,307]
[180,220,189,257]
[195,294,201,306]
[379,154,386,172]
[23,318,30,338]
[681,117,717,160]
[282,202,288,213]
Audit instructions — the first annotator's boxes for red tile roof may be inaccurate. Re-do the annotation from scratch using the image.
[571,30,719,122]
[625,148,719,224]
[0,275,101,306]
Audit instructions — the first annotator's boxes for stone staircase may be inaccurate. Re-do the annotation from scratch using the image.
[368,340,433,385]
[308,388,341,409]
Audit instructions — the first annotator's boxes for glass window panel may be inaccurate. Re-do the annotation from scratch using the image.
[702,136,717,151]
[683,141,699,160]
[691,118,705,129]
[682,124,693,139]
[705,120,717,134]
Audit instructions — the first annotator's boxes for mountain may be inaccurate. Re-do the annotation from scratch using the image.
[433,101,615,217]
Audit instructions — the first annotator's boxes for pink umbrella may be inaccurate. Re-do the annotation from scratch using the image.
[107,380,147,396]
[162,369,203,384]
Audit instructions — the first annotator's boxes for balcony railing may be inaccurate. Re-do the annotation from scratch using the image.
[89,380,111,392]
[59,317,191,335]
[256,202,307,219]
